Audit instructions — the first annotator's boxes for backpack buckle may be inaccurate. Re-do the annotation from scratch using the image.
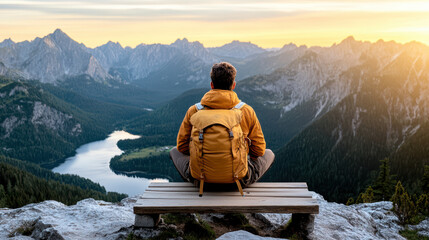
[199,130,204,143]
[229,130,234,139]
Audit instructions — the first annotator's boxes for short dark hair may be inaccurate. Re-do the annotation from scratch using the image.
[210,62,236,90]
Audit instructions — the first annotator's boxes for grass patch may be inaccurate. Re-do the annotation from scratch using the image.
[212,213,249,227]
[119,146,173,162]
[400,229,429,240]
[8,219,37,237]
[279,218,305,240]
[242,224,259,235]
[162,213,194,225]
[184,219,216,240]
[150,228,180,240]
[126,232,144,240]
[408,214,427,225]
[0,78,12,88]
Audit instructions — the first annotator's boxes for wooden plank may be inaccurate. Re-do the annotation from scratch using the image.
[141,191,313,199]
[145,187,308,192]
[134,198,319,214]
[149,182,308,188]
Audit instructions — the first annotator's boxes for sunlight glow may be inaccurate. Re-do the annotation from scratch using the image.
[1,0,429,48]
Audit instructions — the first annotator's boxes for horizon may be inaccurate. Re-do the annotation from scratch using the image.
[1,0,429,48]
[1,28,427,50]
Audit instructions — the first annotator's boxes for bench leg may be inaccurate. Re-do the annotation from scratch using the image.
[134,214,160,228]
[288,213,315,240]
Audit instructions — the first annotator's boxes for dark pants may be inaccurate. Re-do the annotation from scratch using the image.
[169,147,275,187]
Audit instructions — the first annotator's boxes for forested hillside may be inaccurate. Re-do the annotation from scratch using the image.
[262,45,429,202]
[0,161,126,208]
[0,77,108,167]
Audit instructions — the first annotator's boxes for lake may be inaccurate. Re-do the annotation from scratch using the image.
[52,130,167,197]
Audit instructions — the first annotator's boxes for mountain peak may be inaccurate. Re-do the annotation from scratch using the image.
[336,36,361,46]
[209,40,266,58]
[0,38,15,47]
[280,43,298,52]
[333,36,363,50]
[171,38,205,50]
[174,38,189,44]
[105,40,122,48]
[52,28,67,37]
[47,28,73,44]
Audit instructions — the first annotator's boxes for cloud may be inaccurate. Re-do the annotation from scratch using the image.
[1,0,429,22]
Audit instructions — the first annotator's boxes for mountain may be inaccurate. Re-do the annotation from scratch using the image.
[0,29,110,83]
[0,31,289,100]
[232,43,307,80]
[209,40,267,59]
[0,76,109,167]
[116,37,429,204]
[171,38,218,63]
[89,38,219,93]
[1,30,301,100]
[0,193,414,239]
[262,40,429,202]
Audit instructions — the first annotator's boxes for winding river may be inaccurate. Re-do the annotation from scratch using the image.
[52,131,167,197]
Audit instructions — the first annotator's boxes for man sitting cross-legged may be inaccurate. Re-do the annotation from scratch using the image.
[170,62,275,196]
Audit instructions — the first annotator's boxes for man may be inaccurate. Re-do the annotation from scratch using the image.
[170,62,275,189]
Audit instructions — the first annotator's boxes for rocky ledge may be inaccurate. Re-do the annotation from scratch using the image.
[0,193,427,240]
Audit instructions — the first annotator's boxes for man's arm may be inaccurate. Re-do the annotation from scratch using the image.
[243,106,266,157]
[176,106,197,155]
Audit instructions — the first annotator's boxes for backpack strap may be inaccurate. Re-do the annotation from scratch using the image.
[233,101,246,109]
[195,102,204,111]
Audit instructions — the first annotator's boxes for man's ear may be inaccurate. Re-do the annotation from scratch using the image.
[210,82,214,89]
[231,81,236,90]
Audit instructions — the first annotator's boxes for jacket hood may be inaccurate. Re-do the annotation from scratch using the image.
[200,89,241,109]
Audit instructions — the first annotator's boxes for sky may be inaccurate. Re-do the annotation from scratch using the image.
[1,0,429,48]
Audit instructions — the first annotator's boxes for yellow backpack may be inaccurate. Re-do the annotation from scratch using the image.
[189,102,248,197]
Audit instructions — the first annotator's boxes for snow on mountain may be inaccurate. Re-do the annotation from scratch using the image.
[209,40,267,59]
[1,193,423,240]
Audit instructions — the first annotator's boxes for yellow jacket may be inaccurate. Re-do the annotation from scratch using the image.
[177,89,266,157]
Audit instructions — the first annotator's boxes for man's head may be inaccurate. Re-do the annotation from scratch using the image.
[210,62,237,90]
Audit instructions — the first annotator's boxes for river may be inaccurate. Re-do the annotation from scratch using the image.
[52,130,167,196]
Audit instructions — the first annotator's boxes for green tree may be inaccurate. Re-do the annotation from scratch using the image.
[346,197,355,206]
[361,186,374,203]
[391,181,416,224]
[355,193,364,204]
[422,165,429,194]
[416,194,429,216]
[372,158,396,201]
[0,185,6,207]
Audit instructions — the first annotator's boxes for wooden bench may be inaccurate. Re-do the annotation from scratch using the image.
[134,182,319,237]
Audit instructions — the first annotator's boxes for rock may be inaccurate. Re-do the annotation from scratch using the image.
[217,230,284,239]
[310,199,405,240]
[0,198,138,240]
[31,101,74,132]
[408,218,429,237]
[134,214,160,228]
[31,219,64,240]
[254,213,291,229]
[0,194,410,240]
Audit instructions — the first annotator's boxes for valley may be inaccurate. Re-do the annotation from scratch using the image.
[1,29,429,209]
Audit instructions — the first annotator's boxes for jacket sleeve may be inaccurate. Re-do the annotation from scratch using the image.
[245,106,266,157]
[177,106,196,155]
